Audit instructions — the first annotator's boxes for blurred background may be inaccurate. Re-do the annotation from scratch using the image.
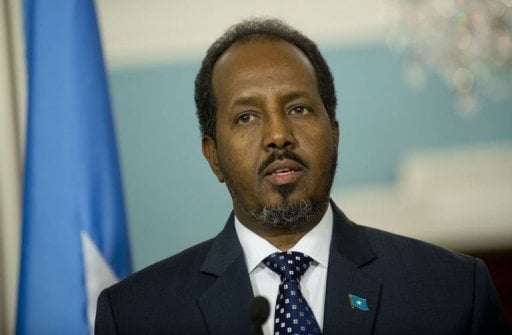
[1,0,511,332]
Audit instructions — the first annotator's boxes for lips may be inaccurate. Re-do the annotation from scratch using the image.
[263,159,304,185]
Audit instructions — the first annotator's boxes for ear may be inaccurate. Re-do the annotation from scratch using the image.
[202,135,225,183]
[332,120,340,150]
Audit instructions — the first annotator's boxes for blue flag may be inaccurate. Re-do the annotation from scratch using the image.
[348,294,369,311]
[17,0,132,334]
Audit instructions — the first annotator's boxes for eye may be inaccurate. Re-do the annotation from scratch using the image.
[236,112,257,124]
[289,105,310,115]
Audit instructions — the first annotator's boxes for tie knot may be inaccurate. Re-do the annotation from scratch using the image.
[263,251,313,282]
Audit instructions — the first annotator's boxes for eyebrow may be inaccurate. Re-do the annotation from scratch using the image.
[232,96,261,107]
[232,90,311,107]
[279,91,310,103]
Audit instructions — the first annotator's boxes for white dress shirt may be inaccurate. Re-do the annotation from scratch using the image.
[234,204,333,335]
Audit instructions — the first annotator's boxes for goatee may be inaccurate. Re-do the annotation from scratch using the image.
[249,199,322,230]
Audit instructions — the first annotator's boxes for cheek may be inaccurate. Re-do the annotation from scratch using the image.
[216,137,256,180]
[218,125,260,157]
[301,125,335,152]
[301,129,337,176]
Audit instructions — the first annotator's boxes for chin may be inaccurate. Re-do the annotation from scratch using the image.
[248,198,314,230]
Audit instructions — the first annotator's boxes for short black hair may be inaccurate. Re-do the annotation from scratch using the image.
[194,18,337,140]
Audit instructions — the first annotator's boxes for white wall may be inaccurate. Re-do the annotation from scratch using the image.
[332,143,512,252]
[96,0,397,66]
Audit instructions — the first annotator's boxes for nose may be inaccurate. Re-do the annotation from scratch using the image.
[262,112,296,151]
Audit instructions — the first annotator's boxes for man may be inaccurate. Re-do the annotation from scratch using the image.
[95,18,509,334]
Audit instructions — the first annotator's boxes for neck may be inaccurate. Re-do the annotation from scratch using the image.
[260,228,314,251]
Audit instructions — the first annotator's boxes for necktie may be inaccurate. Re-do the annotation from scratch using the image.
[264,251,321,335]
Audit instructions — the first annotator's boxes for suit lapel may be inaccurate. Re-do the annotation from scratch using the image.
[323,203,382,335]
[197,213,256,335]
[197,204,382,334]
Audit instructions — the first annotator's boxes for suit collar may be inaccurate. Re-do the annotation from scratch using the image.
[198,213,256,334]
[200,212,243,276]
[198,203,382,335]
[323,201,381,335]
[200,202,374,274]
[330,201,376,267]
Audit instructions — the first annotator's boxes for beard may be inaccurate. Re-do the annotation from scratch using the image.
[248,198,317,230]
[229,146,338,231]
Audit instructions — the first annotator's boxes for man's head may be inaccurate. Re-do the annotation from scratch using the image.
[195,18,337,140]
[196,18,339,232]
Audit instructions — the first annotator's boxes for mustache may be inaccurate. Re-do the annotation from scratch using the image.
[258,150,309,175]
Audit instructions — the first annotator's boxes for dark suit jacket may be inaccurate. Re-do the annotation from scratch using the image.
[95,203,510,334]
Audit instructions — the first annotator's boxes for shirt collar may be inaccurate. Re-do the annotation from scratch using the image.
[234,203,333,273]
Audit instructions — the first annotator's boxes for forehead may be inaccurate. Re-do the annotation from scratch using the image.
[211,38,319,101]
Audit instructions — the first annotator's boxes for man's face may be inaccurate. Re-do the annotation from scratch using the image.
[203,38,339,229]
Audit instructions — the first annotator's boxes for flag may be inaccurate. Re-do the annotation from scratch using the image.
[348,294,369,311]
[17,0,132,334]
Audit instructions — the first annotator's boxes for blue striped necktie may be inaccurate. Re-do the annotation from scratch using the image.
[264,251,321,335]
